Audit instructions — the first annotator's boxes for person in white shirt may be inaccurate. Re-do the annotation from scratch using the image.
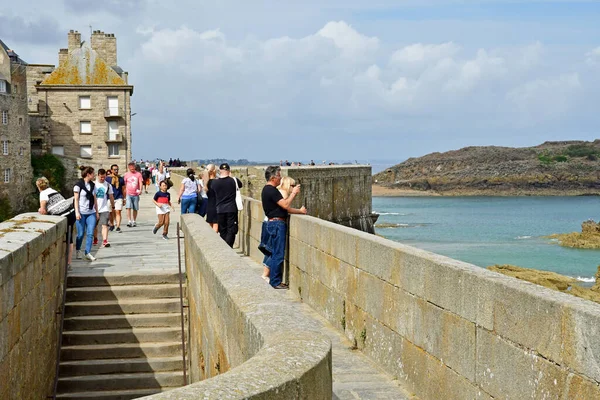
[93,168,115,248]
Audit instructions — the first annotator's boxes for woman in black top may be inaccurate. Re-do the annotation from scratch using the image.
[204,164,218,232]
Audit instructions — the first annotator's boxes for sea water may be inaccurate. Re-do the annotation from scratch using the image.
[373,196,600,281]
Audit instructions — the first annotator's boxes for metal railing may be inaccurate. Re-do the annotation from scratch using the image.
[104,107,123,118]
[176,222,188,385]
[105,132,123,143]
[48,226,72,399]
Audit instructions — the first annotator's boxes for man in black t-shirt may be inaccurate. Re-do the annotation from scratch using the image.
[260,165,307,289]
[211,163,243,247]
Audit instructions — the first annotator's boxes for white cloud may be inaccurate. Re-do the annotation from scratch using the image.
[131,22,596,151]
[390,42,460,65]
[586,47,600,66]
[507,73,582,123]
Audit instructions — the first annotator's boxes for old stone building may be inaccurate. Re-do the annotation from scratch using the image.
[0,40,34,215]
[29,30,133,183]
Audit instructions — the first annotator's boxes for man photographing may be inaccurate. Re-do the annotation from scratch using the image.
[261,166,307,289]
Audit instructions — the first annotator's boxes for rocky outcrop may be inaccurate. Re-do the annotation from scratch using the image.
[374,141,600,195]
[488,264,600,304]
[547,220,600,249]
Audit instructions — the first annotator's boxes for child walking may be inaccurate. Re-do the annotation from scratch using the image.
[152,180,172,240]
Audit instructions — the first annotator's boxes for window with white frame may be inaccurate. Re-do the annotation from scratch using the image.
[107,96,119,116]
[79,96,91,109]
[1,110,7,125]
[19,147,24,156]
[2,140,8,155]
[108,143,119,157]
[80,121,92,134]
[80,145,92,158]
[0,80,6,93]
[4,168,10,183]
[51,146,64,156]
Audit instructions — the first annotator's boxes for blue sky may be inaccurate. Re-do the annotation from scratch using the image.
[1,1,599,162]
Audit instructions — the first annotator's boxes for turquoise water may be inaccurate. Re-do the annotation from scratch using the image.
[373,196,600,281]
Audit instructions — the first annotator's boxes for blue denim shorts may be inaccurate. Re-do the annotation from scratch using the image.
[126,195,140,210]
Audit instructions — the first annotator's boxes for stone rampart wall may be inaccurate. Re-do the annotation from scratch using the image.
[146,214,332,399]
[0,213,67,400]
[239,196,600,399]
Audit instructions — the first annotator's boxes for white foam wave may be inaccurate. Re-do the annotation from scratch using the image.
[374,211,408,216]
[576,276,596,283]
[515,235,532,240]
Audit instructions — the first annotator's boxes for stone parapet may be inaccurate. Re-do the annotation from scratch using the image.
[144,213,332,399]
[238,196,600,399]
[0,213,68,400]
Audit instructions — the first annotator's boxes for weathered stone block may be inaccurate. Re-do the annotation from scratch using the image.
[476,327,568,400]
[382,283,415,339]
[328,226,357,267]
[412,298,476,381]
[356,271,385,322]
[563,373,600,399]
[486,275,566,366]
[561,299,600,382]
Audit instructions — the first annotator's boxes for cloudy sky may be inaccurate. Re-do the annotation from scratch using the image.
[1,1,599,163]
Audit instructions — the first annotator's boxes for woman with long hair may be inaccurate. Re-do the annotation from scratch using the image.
[177,168,199,214]
[73,166,98,262]
[204,164,218,232]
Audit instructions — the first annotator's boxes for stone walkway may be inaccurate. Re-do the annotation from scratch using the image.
[71,192,416,399]
[70,190,183,275]
[241,256,417,400]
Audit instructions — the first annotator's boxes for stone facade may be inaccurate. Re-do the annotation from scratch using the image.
[0,213,68,400]
[29,30,133,185]
[0,41,34,215]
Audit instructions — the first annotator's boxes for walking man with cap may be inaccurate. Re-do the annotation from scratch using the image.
[211,163,243,247]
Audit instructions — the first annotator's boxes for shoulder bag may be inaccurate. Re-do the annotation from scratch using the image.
[233,177,243,211]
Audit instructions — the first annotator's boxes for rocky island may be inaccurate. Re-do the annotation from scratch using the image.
[373,140,600,196]
[547,220,600,249]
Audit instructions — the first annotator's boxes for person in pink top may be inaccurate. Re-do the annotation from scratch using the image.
[123,161,143,227]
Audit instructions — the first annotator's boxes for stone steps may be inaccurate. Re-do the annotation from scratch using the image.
[59,357,184,376]
[67,271,181,287]
[56,388,162,399]
[56,271,187,399]
[65,298,181,316]
[62,327,184,346]
[57,371,184,392]
[66,284,182,302]
[64,313,182,330]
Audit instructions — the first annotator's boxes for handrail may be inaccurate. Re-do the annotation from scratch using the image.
[176,222,188,385]
[48,224,71,399]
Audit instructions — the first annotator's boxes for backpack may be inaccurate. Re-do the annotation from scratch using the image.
[46,191,75,216]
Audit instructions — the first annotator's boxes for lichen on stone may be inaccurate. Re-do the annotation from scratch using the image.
[41,43,125,86]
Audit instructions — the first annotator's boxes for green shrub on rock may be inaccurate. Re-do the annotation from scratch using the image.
[31,154,66,193]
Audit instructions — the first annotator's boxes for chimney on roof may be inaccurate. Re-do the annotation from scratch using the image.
[67,30,81,54]
[91,30,117,66]
[58,48,68,65]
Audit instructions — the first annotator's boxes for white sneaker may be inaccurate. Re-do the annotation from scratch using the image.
[132,221,137,227]
[76,250,83,259]
[84,253,96,262]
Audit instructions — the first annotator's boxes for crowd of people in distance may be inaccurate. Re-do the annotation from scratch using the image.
[280,159,343,166]
[35,160,308,291]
